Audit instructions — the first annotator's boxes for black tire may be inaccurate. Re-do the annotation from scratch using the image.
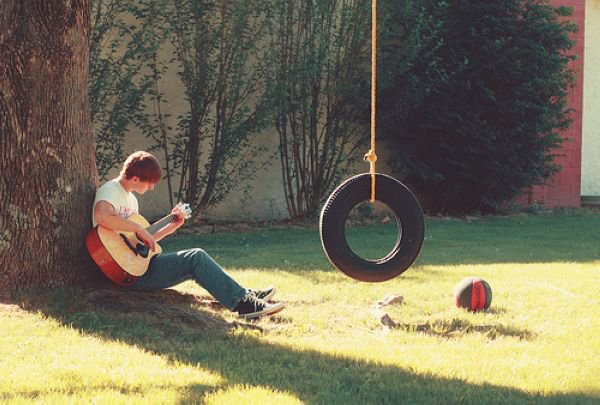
[319,173,425,282]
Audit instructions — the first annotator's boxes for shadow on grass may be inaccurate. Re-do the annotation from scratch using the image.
[3,287,597,403]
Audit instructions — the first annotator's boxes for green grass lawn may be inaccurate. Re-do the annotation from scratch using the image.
[1,210,599,403]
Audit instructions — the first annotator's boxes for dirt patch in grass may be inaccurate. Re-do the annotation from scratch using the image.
[373,311,534,340]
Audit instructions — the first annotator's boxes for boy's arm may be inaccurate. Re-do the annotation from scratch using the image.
[94,201,157,251]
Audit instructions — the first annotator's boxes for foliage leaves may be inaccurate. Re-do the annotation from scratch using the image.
[90,0,166,179]
[377,0,577,214]
[262,0,370,219]
[165,0,272,212]
[88,0,578,218]
[90,0,271,213]
[90,0,371,219]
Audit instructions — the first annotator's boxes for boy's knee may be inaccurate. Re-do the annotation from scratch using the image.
[190,247,209,265]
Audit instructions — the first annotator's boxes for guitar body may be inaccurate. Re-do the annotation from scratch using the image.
[86,213,162,286]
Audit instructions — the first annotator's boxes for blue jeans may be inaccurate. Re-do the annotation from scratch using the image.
[129,248,247,310]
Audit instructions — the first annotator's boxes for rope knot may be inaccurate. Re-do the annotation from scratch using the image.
[364,149,378,163]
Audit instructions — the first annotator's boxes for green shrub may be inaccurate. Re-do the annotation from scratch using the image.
[378,0,577,214]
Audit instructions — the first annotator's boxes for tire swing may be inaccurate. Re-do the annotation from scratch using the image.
[319,0,425,283]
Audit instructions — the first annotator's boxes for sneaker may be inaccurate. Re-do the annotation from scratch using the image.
[248,286,276,302]
[234,293,285,320]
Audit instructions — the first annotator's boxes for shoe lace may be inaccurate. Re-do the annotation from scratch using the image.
[242,293,263,309]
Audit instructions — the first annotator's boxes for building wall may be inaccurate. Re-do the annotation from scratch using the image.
[113,94,293,221]
[109,55,371,221]
[103,14,374,221]
[582,0,600,196]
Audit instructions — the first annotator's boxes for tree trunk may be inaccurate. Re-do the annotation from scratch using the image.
[0,0,100,289]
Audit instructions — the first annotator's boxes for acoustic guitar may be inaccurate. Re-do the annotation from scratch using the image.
[86,203,192,286]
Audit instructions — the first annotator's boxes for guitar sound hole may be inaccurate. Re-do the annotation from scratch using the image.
[119,234,149,258]
[136,243,149,258]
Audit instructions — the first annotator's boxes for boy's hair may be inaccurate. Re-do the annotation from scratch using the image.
[121,151,162,183]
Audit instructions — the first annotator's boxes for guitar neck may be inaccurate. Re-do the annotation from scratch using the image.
[147,214,176,235]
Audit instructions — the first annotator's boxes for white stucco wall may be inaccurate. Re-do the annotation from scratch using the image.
[113,73,292,221]
[582,0,600,196]
[106,49,373,221]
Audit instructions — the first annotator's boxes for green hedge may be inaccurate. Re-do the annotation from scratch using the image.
[377,0,577,214]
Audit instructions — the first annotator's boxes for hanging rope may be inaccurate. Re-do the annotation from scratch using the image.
[364,0,378,203]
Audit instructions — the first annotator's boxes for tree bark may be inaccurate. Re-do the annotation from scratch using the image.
[0,0,100,289]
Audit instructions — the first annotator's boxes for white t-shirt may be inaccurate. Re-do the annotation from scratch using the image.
[92,179,139,227]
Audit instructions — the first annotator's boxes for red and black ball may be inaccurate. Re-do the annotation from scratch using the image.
[454,277,492,311]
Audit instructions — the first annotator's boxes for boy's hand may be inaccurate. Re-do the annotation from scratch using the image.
[136,227,157,251]
[170,205,188,231]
